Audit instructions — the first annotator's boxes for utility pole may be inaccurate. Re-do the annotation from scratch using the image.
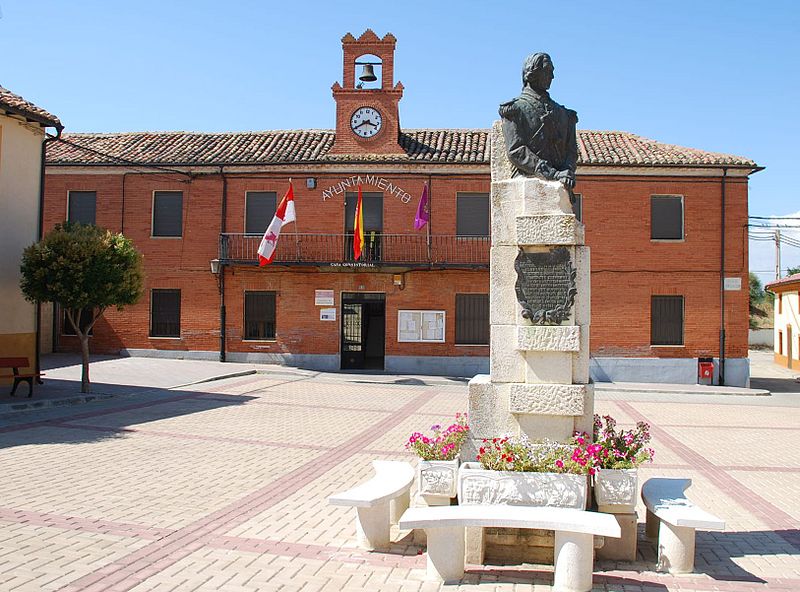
[775,228,782,279]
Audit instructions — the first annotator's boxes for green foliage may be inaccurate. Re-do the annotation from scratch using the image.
[787,266,800,276]
[20,222,144,314]
[749,272,765,304]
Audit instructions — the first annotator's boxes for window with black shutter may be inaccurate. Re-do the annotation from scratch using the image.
[344,192,383,231]
[152,191,183,237]
[150,289,181,337]
[651,295,684,346]
[245,191,277,234]
[456,294,490,345]
[62,306,94,336]
[651,195,683,240]
[244,292,276,340]
[68,191,97,225]
[456,193,490,236]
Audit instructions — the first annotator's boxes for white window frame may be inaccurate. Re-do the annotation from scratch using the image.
[397,310,446,343]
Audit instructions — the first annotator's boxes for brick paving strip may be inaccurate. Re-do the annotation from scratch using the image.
[615,400,800,552]
[53,388,434,592]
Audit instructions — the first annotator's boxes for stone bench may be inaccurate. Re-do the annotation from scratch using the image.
[328,460,414,550]
[641,477,725,574]
[399,505,620,591]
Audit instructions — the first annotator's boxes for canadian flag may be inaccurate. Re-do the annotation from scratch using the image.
[258,183,296,266]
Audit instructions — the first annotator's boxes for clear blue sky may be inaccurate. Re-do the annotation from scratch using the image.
[2,0,798,277]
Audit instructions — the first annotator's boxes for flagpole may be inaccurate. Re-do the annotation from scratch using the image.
[426,177,432,263]
[289,178,301,261]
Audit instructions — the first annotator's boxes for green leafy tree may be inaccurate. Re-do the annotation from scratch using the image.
[20,223,144,392]
[787,266,800,276]
[749,272,767,329]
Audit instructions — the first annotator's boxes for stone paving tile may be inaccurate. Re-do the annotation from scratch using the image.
[0,522,150,591]
[664,426,800,469]
[1,365,799,592]
[0,427,321,530]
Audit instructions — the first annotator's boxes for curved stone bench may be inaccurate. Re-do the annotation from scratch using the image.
[329,460,414,550]
[641,477,725,574]
[399,505,620,591]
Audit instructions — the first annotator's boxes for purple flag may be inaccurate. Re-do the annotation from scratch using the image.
[413,183,430,230]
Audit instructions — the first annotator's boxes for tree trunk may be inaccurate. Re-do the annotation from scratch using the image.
[79,332,91,393]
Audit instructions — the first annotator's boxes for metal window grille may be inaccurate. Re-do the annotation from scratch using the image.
[244,292,276,340]
[457,193,490,236]
[150,289,181,337]
[68,191,97,225]
[651,195,683,240]
[455,294,489,345]
[152,191,183,237]
[245,192,277,235]
[651,295,684,345]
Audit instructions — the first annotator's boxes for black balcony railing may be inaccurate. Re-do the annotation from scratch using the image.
[219,233,490,268]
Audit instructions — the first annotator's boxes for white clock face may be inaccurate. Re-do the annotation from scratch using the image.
[350,107,383,138]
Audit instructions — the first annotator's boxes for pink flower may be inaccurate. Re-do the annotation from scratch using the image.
[555,459,564,469]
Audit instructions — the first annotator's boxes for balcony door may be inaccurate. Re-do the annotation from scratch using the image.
[341,292,385,370]
[344,192,383,261]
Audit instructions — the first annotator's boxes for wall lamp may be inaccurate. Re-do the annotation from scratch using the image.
[210,259,221,274]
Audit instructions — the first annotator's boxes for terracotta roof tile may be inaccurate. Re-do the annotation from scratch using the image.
[46,128,757,168]
[765,273,800,291]
[0,86,62,129]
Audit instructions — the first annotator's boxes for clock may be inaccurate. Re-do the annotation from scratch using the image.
[350,107,383,138]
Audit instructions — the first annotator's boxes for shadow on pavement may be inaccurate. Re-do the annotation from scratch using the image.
[0,382,256,450]
[751,376,800,393]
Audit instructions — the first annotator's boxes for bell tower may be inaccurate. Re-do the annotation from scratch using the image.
[329,30,405,155]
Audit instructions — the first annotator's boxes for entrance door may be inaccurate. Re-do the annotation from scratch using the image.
[788,325,793,370]
[341,292,385,370]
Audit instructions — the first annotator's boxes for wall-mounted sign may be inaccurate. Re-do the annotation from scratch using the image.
[315,290,335,306]
[322,175,413,203]
[320,308,337,321]
[724,277,742,291]
[329,262,377,269]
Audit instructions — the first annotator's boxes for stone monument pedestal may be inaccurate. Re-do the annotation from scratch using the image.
[463,122,594,565]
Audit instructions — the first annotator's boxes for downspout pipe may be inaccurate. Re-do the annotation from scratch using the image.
[36,124,64,382]
[219,167,227,362]
[719,167,728,385]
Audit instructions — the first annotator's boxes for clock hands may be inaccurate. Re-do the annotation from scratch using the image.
[354,119,377,129]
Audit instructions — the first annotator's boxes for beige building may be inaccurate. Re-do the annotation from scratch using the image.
[766,273,800,370]
[0,86,62,378]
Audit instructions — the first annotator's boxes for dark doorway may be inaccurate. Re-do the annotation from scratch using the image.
[341,292,385,370]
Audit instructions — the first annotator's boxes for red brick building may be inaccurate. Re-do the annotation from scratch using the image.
[43,31,760,385]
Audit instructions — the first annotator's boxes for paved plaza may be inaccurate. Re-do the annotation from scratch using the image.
[0,355,799,591]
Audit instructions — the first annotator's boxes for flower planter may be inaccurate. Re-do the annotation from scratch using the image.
[593,468,638,513]
[457,462,588,509]
[418,458,459,501]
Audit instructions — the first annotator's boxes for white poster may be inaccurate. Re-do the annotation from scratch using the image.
[398,310,445,342]
[320,308,336,321]
[315,290,335,306]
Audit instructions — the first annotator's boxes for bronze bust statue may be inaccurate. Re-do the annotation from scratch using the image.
[499,53,578,188]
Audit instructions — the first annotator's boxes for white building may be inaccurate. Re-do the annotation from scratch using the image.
[766,273,800,370]
[0,86,62,380]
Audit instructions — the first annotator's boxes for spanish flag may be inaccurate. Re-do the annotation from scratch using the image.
[353,184,365,259]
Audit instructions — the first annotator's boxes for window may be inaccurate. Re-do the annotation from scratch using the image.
[456,294,489,345]
[651,195,683,240]
[573,193,583,223]
[152,191,183,237]
[457,193,490,236]
[68,191,96,225]
[778,294,782,314]
[61,306,94,336]
[345,192,383,261]
[398,310,445,342]
[778,331,783,355]
[244,291,276,340]
[245,191,277,234]
[651,295,684,346]
[150,289,181,337]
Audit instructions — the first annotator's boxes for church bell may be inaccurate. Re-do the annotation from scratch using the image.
[358,64,377,83]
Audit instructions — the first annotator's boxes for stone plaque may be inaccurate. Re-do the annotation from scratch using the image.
[514,247,576,324]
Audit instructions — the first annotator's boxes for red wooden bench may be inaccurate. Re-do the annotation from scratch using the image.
[0,357,43,398]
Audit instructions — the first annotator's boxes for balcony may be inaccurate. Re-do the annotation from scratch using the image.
[219,233,489,269]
